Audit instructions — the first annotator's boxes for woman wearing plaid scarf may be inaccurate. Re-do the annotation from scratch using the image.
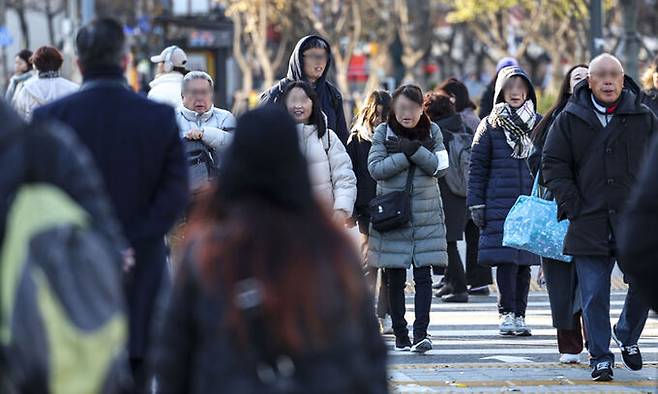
[467,66,542,337]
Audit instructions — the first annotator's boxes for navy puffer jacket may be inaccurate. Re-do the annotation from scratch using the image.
[467,67,541,267]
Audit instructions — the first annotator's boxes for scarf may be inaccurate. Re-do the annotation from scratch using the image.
[489,100,536,159]
[388,113,431,141]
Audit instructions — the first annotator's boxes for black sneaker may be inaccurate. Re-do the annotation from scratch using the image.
[410,337,432,354]
[591,361,614,381]
[395,336,412,351]
[612,324,643,371]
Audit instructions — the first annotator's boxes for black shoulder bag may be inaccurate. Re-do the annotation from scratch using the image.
[367,165,416,232]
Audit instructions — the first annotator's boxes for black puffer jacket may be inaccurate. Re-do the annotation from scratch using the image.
[346,132,377,234]
[643,88,658,117]
[542,77,658,256]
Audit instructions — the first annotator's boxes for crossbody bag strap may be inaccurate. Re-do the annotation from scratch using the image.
[404,166,416,195]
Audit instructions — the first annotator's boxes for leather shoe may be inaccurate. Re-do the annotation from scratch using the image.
[434,284,453,298]
[442,292,469,303]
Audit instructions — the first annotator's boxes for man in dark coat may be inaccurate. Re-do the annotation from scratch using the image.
[543,54,657,382]
[259,35,349,144]
[31,18,188,391]
[618,133,658,312]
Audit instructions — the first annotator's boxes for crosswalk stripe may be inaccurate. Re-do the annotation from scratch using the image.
[387,347,658,357]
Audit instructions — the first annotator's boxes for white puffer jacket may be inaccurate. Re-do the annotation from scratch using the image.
[297,123,357,215]
[13,75,78,119]
[148,73,184,108]
[175,106,237,151]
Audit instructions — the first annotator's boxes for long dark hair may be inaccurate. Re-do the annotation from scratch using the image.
[350,90,392,142]
[183,190,367,354]
[388,84,431,141]
[281,80,328,138]
[531,64,588,143]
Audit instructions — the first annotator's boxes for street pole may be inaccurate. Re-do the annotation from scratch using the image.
[590,0,604,57]
[81,0,94,25]
[621,0,639,81]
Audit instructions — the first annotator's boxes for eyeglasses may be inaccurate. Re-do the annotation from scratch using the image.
[185,89,212,98]
[589,70,624,79]
[303,53,328,63]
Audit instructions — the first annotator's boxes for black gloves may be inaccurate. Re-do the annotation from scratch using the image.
[421,137,435,152]
[384,137,422,157]
[470,206,486,228]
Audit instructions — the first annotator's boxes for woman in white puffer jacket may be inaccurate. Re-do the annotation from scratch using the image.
[282,81,357,223]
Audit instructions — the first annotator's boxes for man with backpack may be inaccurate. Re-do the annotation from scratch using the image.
[259,35,349,144]
[176,71,236,193]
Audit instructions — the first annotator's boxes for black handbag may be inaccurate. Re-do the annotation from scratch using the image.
[368,165,416,232]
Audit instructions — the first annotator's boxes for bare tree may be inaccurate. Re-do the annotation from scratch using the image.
[223,0,295,113]
[395,0,432,83]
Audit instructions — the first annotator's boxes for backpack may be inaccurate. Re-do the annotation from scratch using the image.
[0,132,129,393]
[444,130,473,197]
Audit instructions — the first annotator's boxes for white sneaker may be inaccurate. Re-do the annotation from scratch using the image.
[499,312,516,336]
[514,316,532,336]
[379,315,393,335]
[559,353,581,364]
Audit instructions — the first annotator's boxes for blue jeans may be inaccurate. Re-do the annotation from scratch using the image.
[574,255,650,366]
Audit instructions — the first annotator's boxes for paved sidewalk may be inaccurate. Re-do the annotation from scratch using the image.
[389,362,657,392]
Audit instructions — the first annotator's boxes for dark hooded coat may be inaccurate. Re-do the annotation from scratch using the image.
[259,35,349,144]
[467,67,541,266]
[542,76,658,256]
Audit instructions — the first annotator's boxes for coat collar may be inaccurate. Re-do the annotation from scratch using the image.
[179,106,215,123]
[566,75,647,127]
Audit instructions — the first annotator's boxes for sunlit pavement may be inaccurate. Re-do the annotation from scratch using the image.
[386,291,657,393]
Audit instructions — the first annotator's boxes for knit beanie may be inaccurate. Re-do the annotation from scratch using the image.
[219,106,313,211]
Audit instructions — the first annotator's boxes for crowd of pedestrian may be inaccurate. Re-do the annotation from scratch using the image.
[2,15,658,393]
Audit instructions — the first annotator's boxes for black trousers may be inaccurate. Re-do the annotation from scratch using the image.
[465,220,492,288]
[445,241,467,293]
[361,233,390,318]
[496,265,531,317]
[387,266,432,341]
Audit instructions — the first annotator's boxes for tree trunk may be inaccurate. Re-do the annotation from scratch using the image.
[621,0,639,81]
[45,0,56,45]
[16,3,30,49]
[230,13,254,115]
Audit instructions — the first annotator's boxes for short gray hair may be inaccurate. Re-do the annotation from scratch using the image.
[182,71,214,92]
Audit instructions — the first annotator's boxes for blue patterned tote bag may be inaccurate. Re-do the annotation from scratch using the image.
[502,171,572,262]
